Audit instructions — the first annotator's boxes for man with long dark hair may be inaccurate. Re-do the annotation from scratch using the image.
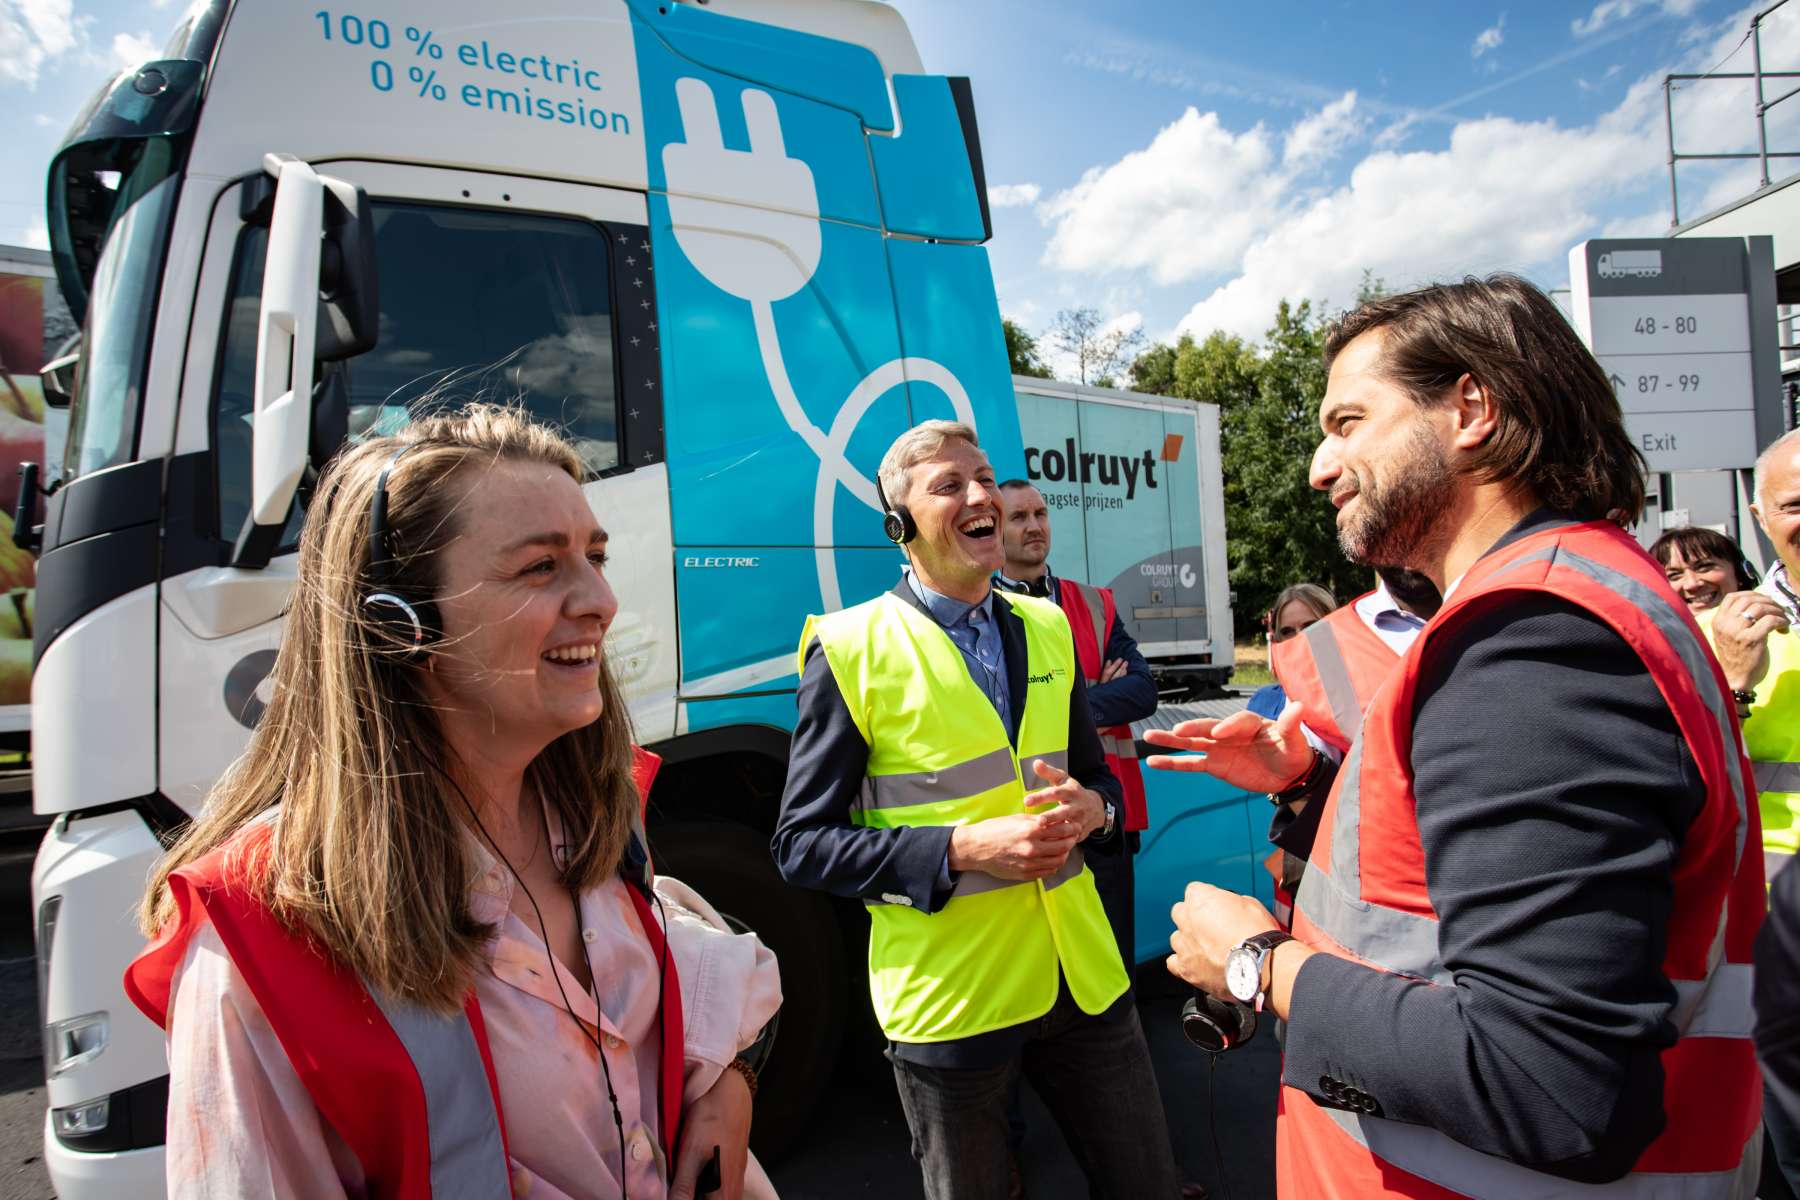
[1146,275,1764,1197]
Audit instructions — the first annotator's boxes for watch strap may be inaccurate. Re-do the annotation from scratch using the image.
[1246,930,1294,1011]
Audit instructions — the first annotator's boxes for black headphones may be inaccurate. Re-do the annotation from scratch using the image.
[362,446,442,662]
[1181,989,1258,1054]
[875,474,916,546]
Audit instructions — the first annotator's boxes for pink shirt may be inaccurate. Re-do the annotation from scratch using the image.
[163,829,783,1200]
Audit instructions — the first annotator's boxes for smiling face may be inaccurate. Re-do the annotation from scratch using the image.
[421,458,618,763]
[903,437,1004,601]
[1000,483,1052,577]
[1311,329,1456,569]
[1755,439,1800,581]
[1660,544,1734,613]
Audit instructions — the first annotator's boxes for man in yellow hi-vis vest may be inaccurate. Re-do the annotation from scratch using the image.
[1706,426,1800,1193]
[774,421,1181,1200]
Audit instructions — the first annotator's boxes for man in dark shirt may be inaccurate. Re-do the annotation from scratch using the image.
[773,421,1181,1200]
[996,477,1158,963]
[1143,275,1762,1197]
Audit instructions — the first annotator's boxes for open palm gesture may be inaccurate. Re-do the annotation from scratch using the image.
[1143,701,1315,794]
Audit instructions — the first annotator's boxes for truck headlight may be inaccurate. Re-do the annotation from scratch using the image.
[45,1012,109,1076]
[51,1096,110,1137]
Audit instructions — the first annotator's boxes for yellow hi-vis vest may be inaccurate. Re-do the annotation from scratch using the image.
[800,590,1130,1043]
[1702,609,1800,879]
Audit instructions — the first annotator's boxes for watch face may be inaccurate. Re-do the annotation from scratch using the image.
[1225,947,1260,1003]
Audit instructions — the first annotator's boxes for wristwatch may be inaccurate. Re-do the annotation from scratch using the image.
[1225,930,1294,1012]
[1099,799,1117,840]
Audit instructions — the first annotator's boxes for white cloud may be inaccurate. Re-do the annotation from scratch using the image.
[1577,63,1625,92]
[21,217,48,250]
[110,29,156,69]
[1040,95,1366,286]
[1285,92,1365,169]
[1573,0,1699,37]
[1472,16,1505,59]
[987,183,1041,209]
[1174,101,1660,341]
[1021,2,1793,344]
[0,0,78,88]
[31,112,52,126]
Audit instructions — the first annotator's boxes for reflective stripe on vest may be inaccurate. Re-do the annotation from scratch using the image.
[803,590,1128,1041]
[372,997,512,1199]
[1301,1101,1760,1199]
[1270,596,1402,755]
[1301,616,1366,739]
[1285,524,1763,1197]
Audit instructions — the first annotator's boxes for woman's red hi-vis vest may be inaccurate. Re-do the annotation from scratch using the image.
[1269,594,1400,754]
[1057,577,1147,831]
[124,749,685,1200]
[1278,522,1764,1199]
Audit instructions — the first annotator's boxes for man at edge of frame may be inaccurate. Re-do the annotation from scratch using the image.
[1145,274,1765,1198]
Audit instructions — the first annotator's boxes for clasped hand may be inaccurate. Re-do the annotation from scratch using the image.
[1712,589,1790,693]
[948,759,1103,880]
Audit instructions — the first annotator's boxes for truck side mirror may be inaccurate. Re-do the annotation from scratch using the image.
[232,155,376,569]
[316,177,378,361]
[38,337,79,411]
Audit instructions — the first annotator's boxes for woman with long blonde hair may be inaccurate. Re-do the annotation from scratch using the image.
[126,405,781,1199]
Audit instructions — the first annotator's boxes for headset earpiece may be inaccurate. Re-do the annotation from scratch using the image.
[1181,990,1258,1054]
[362,446,442,662]
[875,474,917,546]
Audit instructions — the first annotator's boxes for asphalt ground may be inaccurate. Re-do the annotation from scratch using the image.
[0,840,1277,1200]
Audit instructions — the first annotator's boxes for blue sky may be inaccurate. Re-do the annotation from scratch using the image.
[3,0,1795,364]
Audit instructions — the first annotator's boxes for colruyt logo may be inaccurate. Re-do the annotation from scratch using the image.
[1022,433,1183,501]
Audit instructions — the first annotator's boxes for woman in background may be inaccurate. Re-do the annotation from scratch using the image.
[1651,525,1757,615]
[1246,582,1338,720]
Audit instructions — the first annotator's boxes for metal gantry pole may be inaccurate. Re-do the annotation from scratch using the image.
[1756,17,1773,187]
[1666,77,1681,226]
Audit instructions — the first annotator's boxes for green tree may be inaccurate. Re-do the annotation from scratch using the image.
[1129,301,1370,627]
[1223,300,1365,622]
[1127,340,1181,395]
[1002,318,1052,379]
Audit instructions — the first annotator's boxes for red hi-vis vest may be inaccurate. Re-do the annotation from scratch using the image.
[1269,593,1400,755]
[124,750,685,1200]
[1279,522,1765,1199]
[1057,577,1148,831]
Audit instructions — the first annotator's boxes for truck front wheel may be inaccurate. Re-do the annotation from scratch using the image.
[647,819,844,1160]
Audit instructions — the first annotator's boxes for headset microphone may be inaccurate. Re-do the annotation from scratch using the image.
[1181,989,1257,1054]
[875,473,917,546]
[361,445,443,662]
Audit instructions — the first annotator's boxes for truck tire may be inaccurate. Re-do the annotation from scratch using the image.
[647,819,844,1161]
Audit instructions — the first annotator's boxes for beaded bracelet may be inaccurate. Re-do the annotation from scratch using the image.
[724,1056,759,1099]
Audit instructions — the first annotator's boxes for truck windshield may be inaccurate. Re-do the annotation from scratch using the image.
[63,173,179,481]
[213,201,619,539]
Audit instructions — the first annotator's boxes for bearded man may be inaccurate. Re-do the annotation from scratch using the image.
[1145,275,1764,1198]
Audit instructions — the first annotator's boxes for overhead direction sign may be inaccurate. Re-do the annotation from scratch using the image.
[1568,237,1773,473]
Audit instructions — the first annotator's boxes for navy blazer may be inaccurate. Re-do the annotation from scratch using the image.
[772,580,1123,914]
